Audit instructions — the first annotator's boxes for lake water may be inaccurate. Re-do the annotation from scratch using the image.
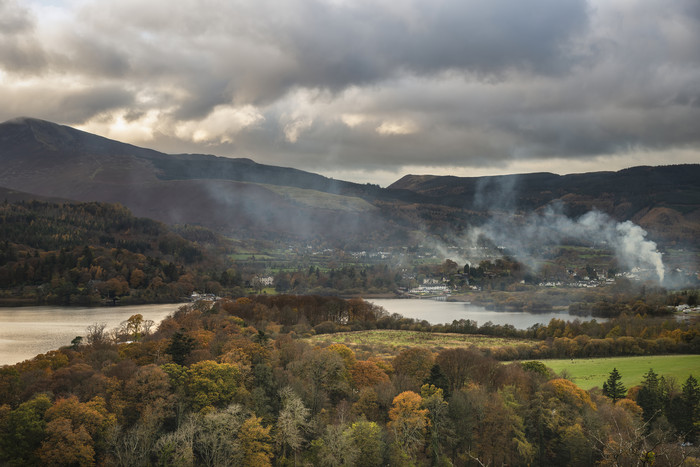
[0,304,180,366]
[368,299,595,329]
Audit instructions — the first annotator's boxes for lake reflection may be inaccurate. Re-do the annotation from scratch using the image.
[0,304,179,366]
[368,299,598,329]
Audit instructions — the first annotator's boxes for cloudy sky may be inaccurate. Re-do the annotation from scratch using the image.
[2,0,699,185]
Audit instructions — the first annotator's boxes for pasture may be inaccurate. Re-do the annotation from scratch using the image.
[540,354,700,390]
[305,329,535,358]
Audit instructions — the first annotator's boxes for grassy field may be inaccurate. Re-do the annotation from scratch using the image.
[541,355,700,390]
[305,330,535,358]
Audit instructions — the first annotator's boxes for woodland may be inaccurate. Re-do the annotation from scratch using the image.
[0,294,699,466]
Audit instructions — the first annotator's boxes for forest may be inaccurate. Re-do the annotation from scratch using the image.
[0,200,225,305]
[0,295,699,466]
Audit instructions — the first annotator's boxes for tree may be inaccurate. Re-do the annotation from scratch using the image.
[194,404,245,467]
[166,329,196,365]
[38,418,95,466]
[602,368,626,403]
[636,369,663,423]
[387,391,428,462]
[346,420,385,467]
[238,416,273,467]
[350,360,390,389]
[182,361,245,413]
[0,393,52,465]
[393,348,434,390]
[421,384,450,464]
[276,387,309,464]
[669,375,700,442]
[312,423,358,467]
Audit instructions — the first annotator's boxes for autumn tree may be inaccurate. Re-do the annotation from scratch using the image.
[38,417,95,466]
[387,391,428,463]
[162,361,245,413]
[239,416,273,467]
[350,360,390,389]
[392,348,434,390]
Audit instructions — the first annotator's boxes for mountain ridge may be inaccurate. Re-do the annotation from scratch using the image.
[1,117,698,248]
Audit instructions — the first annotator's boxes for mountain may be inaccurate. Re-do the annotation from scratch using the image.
[0,117,401,243]
[389,166,700,245]
[1,117,699,249]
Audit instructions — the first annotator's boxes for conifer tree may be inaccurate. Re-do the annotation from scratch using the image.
[602,368,626,403]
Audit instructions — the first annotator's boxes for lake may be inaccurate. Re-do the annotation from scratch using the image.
[368,298,597,329]
[0,304,180,366]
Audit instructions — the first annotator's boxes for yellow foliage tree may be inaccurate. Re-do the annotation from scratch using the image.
[387,391,428,461]
[239,416,273,467]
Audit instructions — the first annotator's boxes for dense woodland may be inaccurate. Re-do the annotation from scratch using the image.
[1,295,699,466]
[0,201,226,305]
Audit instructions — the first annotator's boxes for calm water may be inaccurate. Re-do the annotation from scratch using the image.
[0,304,179,366]
[368,299,596,329]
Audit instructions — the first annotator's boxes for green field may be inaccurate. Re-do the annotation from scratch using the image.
[541,355,700,390]
[305,330,535,358]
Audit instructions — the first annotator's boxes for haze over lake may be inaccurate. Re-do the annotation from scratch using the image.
[0,304,178,366]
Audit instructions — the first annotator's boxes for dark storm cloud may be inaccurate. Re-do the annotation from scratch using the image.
[55,0,588,119]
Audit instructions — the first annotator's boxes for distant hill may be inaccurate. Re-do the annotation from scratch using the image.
[389,166,700,245]
[0,117,698,248]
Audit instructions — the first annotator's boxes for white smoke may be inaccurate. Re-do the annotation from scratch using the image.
[470,205,665,283]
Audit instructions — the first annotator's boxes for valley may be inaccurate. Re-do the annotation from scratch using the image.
[0,118,699,466]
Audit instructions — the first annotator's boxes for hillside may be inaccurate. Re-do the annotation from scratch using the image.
[1,117,699,250]
[0,118,399,244]
[0,200,224,305]
[389,166,700,244]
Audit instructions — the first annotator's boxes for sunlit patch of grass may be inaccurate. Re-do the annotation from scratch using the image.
[540,355,700,390]
[304,330,535,358]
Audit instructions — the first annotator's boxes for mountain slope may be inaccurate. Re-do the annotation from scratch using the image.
[1,117,698,248]
[389,166,700,244]
[0,118,394,243]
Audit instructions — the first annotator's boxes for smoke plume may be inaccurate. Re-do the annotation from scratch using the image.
[470,205,665,283]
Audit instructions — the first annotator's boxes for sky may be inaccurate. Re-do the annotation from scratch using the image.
[1,0,699,186]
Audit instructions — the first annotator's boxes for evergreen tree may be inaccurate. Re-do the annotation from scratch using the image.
[637,369,663,423]
[166,329,196,365]
[602,368,626,403]
[678,375,700,441]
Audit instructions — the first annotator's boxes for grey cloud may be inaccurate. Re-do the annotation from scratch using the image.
[51,0,589,117]
[0,0,33,34]
[0,0,47,73]
[0,85,133,125]
[57,86,135,124]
